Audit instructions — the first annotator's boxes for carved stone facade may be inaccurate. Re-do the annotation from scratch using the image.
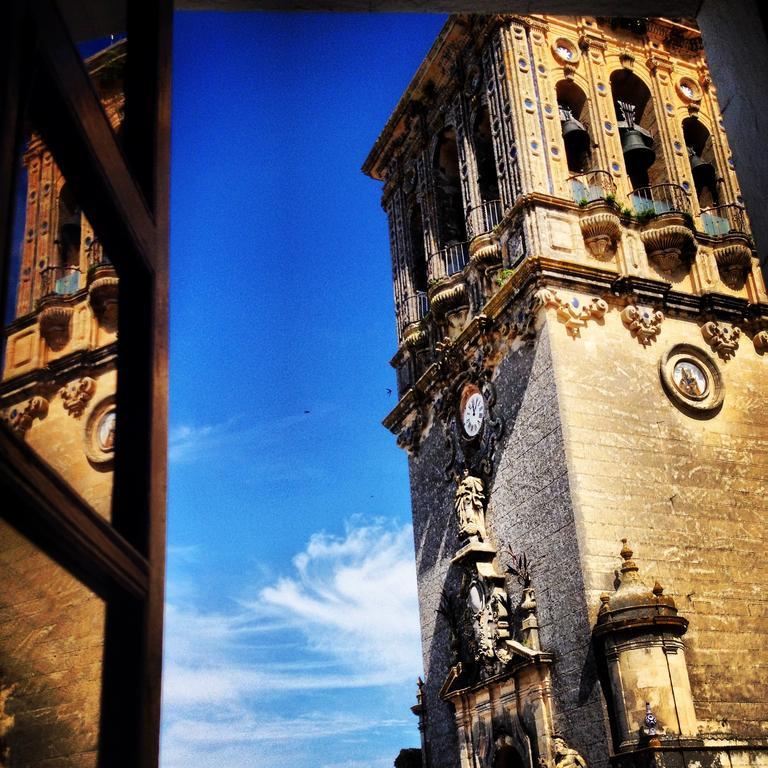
[0,43,122,521]
[365,14,768,768]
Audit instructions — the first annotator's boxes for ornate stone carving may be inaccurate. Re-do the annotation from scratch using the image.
[713,241,752,290]
[553,737,588,768]
[429,274,468,316]
[38,304,72,349]
[2,395,49,436]
[88,274,119,325]
[702,320,741,360]
[59,377,96,418]
[455,470,487,542]
[402,322,428,350]
[396,412,424,455]
[537,288,608,337]
[469,235,501,269]
[640,223,696,273]
[753,330,768,355]
[579,210,621,260]
[620,305,663,346]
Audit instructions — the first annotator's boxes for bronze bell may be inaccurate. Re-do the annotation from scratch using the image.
[561,117,590,159]
[560,104,591,158]
[688,148,717,192]
[621,128,655,173]
[617,99,656,174]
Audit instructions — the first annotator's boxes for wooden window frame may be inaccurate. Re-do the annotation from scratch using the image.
[0,2,170,767]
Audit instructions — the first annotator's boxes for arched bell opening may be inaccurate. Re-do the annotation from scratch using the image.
[473,105,499,204]
[556,80,592,174]
[610,71,665,190]
[56,183,81,271]
[683,117,719,208]
[433,127,467,247]
[470,105,502,240]
[40,182,82,299]
[409,204,429,294]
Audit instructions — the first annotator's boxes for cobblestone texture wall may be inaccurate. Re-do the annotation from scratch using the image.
[408,324,611,768]
[0,519,104,767]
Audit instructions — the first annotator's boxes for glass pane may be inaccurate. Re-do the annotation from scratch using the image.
[1,125,119,521]
[0,518,105,767]
[79,36,127,142]
[66,1,127,144]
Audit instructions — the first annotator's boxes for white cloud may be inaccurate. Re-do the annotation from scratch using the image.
[161,519,422,768]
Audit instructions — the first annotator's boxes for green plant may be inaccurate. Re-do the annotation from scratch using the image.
[636,208,657,224]
[496,267,517,287]
[618,204,634,219]
[681,211,694,229]
[603,193,616,207]
[578,198,589,207]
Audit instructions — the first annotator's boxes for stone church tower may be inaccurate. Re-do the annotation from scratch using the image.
[363,15,768,768]
[0,40,124,517]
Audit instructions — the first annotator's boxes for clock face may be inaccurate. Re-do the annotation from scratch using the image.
[462,392,485,437]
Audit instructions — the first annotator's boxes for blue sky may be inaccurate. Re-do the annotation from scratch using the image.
[165,13,446,767]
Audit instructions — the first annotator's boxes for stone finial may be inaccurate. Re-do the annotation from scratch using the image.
[619,538,639,575]
[652,581,664,597]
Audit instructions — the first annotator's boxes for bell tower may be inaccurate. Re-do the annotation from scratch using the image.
[364,14,768,768]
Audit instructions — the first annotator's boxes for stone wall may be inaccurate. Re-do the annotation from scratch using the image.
[548,296,768,740]
[0,519,104,767]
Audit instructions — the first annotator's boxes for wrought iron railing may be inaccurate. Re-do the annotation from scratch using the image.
[569,170,616,204]
[629,183,691,217]
[400,290,429,328]
[428,241,469,282]
[700,203,750,238]
[39,265,81,298]
[86,238,113,270]
[467,199,502,239]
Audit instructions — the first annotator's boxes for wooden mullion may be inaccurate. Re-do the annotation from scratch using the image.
[28,0,157,278]
[0,425,149,601]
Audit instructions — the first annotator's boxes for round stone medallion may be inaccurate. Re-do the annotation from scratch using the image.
[659,344,723,416]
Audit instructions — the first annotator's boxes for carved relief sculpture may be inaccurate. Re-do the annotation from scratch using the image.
[59,376,96,418]
[537,288,608,338]
[701,320,741,360]
[620,305,663,346]
[552,737,588,768]
[2,396,49,436]
[454,470,487,541]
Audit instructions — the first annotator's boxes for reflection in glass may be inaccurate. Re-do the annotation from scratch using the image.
[0,519,105,767]
[0,46,124,520]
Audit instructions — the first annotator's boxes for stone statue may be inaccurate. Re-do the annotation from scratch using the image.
[552,737,587,768]
[454,470,487,541]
